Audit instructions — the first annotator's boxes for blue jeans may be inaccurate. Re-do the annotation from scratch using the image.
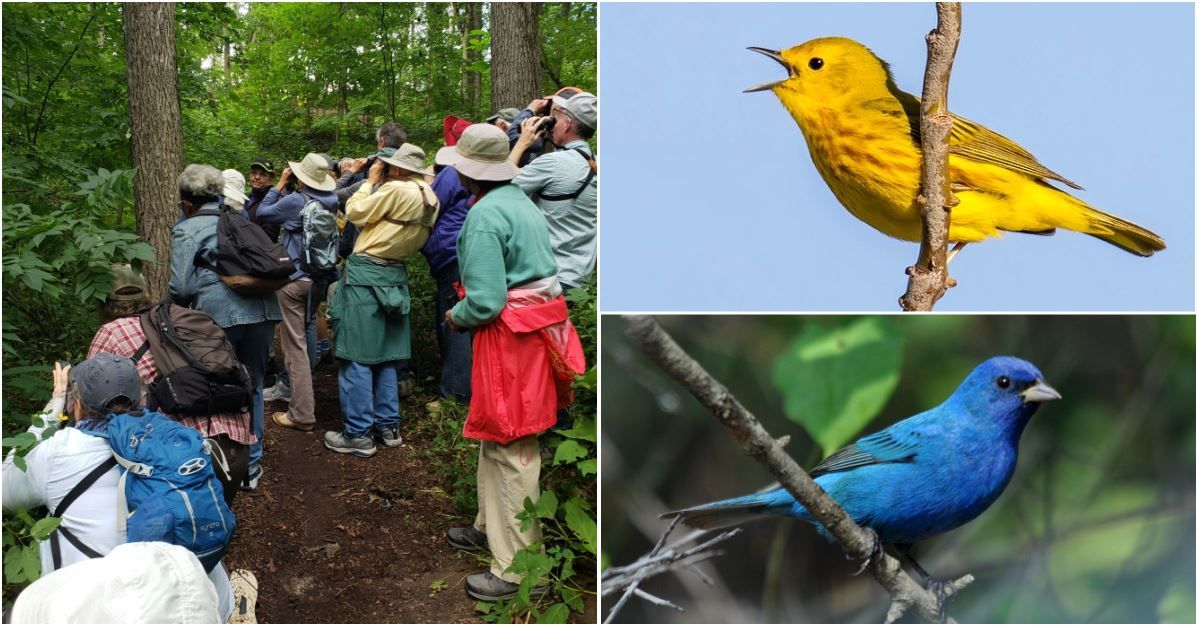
[338,359,400,437]
[433,263,472,402]
[223,320,276,471]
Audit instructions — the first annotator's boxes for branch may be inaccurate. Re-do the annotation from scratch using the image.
[900,3,963,312]
[623,316,972,623]
[30,11,98,146]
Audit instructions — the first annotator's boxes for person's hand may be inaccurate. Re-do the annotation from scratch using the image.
[527,98,549,115]
[52,362,70,398]
[352,157,369,173]
[368,159,385,184]
[275,167,292,191]
[444,310,460,333]
[516,117,546,147]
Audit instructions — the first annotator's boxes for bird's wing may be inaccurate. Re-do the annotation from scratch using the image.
[810,428,919,478]
[870,89,1084,191]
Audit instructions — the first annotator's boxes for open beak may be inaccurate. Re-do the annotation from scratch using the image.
[1021,380,1062,404]
[744,46,796,93]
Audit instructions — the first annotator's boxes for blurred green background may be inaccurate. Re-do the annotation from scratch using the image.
[601,315,1195,623]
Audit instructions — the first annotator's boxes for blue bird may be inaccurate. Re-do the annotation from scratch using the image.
[665,356,1060,576]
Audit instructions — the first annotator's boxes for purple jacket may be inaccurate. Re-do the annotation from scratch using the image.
[422,166,472,276]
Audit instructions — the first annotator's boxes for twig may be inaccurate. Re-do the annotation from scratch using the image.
[623,315,973,623]
[900,2,963,312]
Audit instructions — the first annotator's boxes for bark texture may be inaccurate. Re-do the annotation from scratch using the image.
[490,2,542,109]
[900,3,963,312]
[123,2,184,300]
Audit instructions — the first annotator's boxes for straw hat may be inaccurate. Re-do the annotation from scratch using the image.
[287,153,336,191]
[437,124,520,181]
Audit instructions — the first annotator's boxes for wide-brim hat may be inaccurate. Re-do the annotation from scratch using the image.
[437,124,520,182]
[377,143,432,176]
[10,542,219,623]
[287,153,336,191]
[221,169,248,204]
[109,263,148,302]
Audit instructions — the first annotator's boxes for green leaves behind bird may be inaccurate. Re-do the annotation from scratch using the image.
[771,317,905,457]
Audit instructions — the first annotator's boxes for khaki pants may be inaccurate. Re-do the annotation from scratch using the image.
[277,279,315,425]
[474,435,542,583]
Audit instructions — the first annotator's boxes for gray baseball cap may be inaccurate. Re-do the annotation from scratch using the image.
[552,91,597,131]
[70,353,142,412]
[486,108,521,124]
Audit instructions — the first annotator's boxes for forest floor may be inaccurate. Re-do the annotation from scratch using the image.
[222,359,597,624]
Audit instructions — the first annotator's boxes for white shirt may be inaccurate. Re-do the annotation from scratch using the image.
[2,398,233,620]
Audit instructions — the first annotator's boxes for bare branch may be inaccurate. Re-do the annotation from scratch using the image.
[623,315,972,623]
[900,2,963,312]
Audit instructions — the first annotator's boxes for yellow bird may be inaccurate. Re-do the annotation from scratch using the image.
[746,37,1165,256]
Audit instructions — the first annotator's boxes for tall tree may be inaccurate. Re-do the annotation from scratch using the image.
[123,2,183,298]
[490,2,541,110]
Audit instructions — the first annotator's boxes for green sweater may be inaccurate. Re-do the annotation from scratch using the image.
[450,183,558,328]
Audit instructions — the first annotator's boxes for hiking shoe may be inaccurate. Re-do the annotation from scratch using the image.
[273,411,314,432]
[447,526,489,553]
[464,571,548,602]
[228,569,259,624]
[398,378,417,398]
[323,430,376,458]
[374,425,403,448]
[241,465,263,491]
[263,381,291,403]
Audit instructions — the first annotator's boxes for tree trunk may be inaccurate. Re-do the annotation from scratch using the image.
[123,3,183,300]
[466,2,483,114]
[490,2,541,110]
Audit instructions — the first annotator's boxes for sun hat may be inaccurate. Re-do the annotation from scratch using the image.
[248,157,274,174]
[221,169,248,205]
[287,152,336,191]
[109,263,148,302]
[10,542,220,623]
[485,107,521,124]
[552,91,597,131]
[377,143,432,176]
[443,115,473,147]
[70,353,142,411]
[437,124,521,181]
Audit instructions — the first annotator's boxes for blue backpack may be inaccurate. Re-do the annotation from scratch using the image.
[107,411,235,572]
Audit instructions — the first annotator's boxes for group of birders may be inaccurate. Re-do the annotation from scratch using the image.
[2,89,598,622]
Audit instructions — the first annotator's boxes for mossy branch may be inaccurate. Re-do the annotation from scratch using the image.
[900,2,963,312]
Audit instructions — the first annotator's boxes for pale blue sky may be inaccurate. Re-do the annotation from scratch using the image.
[599,3,1194,311]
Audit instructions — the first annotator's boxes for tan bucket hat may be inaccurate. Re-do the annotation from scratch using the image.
[287,153,336,191]
[378,143,432,176]
[438,124,520,181]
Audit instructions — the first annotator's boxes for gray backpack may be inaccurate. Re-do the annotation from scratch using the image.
[296,193,340,282]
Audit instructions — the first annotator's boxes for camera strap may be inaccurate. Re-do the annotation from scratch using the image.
[50,456,118,569]
[381,184,437,229]
[540,148,596,201]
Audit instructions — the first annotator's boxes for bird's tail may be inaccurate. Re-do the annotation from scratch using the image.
[660,489,800,531]
[1079,205,1166,257]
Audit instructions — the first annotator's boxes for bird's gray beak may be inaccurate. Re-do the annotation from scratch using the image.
[1021,380,1062,404]
[744,46,796,93]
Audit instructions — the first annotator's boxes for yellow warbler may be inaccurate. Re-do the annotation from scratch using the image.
[746,37,1165,256]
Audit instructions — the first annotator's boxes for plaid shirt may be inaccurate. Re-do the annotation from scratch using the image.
[87,317,254,445]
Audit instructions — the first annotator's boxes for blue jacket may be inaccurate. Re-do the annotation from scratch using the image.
[255,187,339,278]
[169,203,282,328]
[422,166,472,276]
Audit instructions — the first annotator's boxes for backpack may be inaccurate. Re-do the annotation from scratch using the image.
[294,193,341,283]
[378,181,439,259]
[134,302,251,417]
[195,208,293,295]
[49,411,236,573]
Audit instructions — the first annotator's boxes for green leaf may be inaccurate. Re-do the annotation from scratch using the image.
[539,603,570,623]
[576,459,596,476]
[12,455,28,472]
[1158,579,1196,623]
[29,517,61,541]
[771,317,905,457]
[551,440,587,466]
[561,587,585,612]
[563,498,596,554]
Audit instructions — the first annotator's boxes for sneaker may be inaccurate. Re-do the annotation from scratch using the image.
[323,430,376,458]
[398,378,417,398]
[464,571,549,602]
[273,411,314,432]
[263,381,291,403]
[228,569,259,624]
[241,465,263,491]
[447,526,488,553]
[374,425,403,448]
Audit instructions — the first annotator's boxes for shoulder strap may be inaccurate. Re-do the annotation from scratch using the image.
[132,339,151,364]
[381,184,437,228]
[539,149,597,202]
[50,456,118,569]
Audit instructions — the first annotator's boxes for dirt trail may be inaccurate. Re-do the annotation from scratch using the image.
[223,364,484,624]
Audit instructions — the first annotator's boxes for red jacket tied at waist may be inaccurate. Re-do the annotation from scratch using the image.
[458,283,586,444]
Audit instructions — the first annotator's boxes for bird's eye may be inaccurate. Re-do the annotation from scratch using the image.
[996,376,1011,389]
[808,57,825,70]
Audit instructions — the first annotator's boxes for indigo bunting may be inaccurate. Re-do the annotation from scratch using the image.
[665,357,1060,571]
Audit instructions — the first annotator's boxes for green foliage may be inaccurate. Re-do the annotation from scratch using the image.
[771,317,905,457]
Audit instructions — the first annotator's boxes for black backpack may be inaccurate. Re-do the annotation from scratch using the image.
[133,302,252,418]
[195,208,293,295]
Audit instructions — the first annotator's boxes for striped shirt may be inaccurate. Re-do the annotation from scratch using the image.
[87,317,254,445]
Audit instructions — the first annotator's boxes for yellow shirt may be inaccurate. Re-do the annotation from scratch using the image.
[345,178,440,261]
